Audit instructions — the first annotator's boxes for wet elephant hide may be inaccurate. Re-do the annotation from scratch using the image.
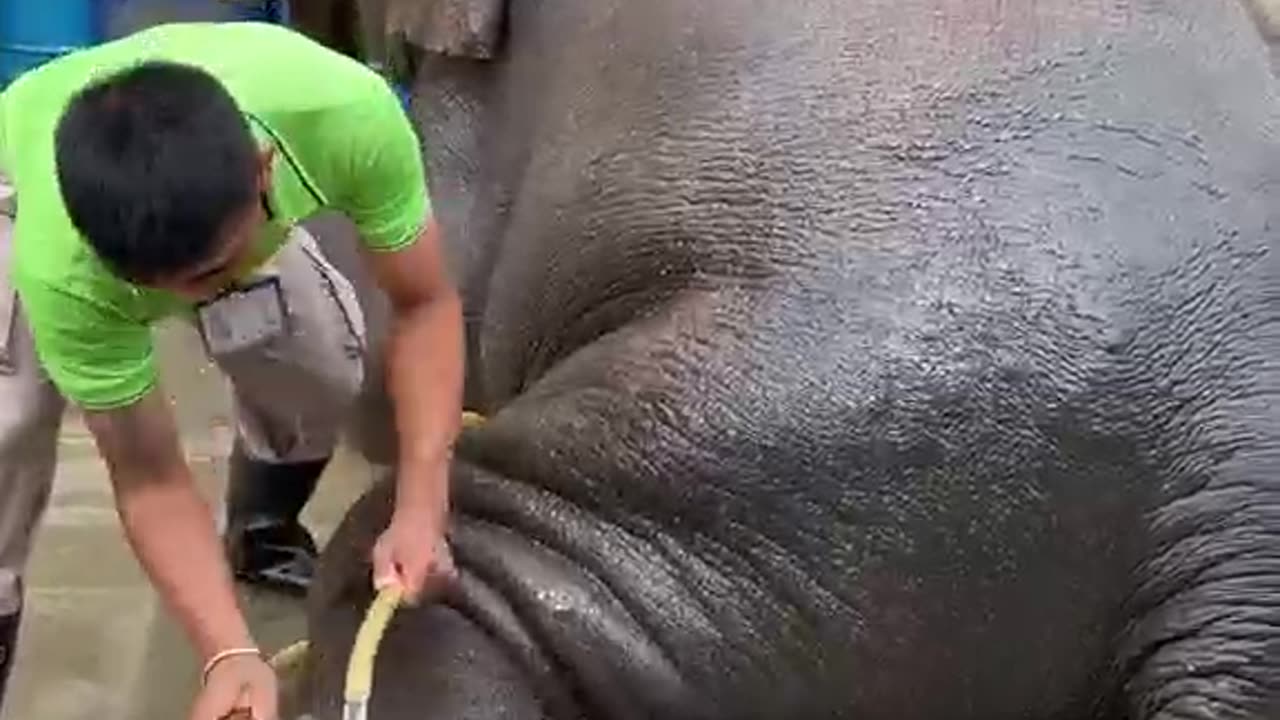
[289,1,1280,719]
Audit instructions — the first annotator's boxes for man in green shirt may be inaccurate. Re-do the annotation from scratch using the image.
[0,20,462,719]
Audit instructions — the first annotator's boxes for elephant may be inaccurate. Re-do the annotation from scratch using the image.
[284,0,1280,718]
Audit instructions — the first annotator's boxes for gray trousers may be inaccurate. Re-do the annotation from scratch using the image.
[0,185,394,614]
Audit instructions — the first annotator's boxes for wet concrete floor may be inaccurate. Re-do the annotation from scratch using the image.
[2,320,373,720]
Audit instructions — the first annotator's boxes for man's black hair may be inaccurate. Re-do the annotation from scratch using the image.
[54,60,259,283]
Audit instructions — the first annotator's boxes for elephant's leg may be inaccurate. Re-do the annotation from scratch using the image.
[303,483,562,720]
[324,604,545,720]
[305,458,706,720]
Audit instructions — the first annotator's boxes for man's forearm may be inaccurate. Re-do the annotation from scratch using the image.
[85,390,256,663]
[386,288,464,509]
[115,468,255,660]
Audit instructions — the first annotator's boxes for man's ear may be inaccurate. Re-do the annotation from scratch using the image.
[385,0,508,61]
[256,146,276,193]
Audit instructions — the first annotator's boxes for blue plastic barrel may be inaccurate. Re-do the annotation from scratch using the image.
[0,1,98,87]
[0,1,287,89]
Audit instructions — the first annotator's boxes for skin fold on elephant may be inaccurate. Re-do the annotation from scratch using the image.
[286,0,1280,718]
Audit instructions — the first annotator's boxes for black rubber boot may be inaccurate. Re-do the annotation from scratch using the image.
[223,441,328,596]
[0,610,20,710]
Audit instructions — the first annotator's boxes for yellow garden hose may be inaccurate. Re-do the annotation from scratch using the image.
[267,410,490,716]
[268,638,310,673]
[341,586,404,720]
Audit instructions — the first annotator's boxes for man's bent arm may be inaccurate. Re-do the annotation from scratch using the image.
[366,218,464,519]
[84,387,256,660]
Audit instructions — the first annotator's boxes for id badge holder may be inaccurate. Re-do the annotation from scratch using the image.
[195,276,291,358]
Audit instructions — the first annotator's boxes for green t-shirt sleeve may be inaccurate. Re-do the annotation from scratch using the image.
[16,276,158,411]
[332,82,432,253]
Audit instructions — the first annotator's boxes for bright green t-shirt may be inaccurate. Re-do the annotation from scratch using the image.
[0,21,430,410]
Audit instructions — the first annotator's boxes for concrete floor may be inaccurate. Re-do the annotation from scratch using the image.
[2,320,374,720]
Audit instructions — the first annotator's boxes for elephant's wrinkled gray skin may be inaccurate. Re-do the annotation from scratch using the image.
[289,1,1280,718]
